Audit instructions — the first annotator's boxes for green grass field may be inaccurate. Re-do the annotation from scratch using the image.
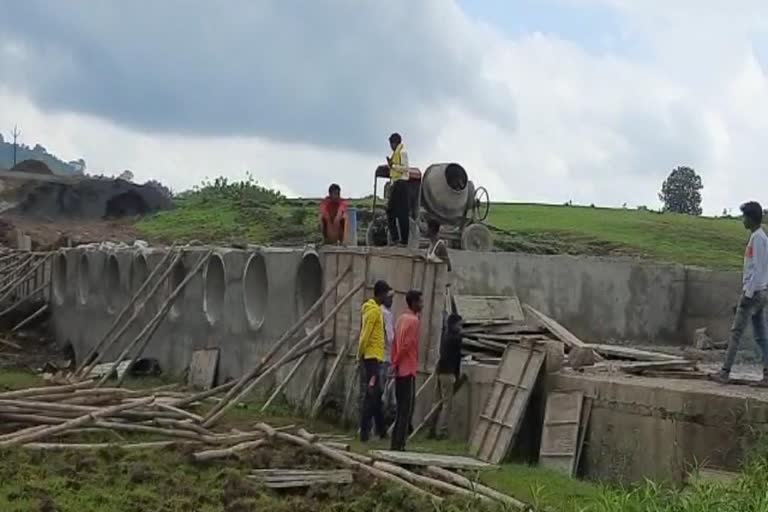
[133,177,750,270]
[488,204,747,270]
[137,198,748,270]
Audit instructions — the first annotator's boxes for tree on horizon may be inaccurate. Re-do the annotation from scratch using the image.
[659,166,703,215]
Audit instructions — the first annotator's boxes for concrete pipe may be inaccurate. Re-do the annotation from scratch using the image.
[421,163,475,224]
[52,252,68,306]
[242,252,268,331]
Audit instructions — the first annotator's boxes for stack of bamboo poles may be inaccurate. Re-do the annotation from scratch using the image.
[0,250,52,330]
[0,379,525,507]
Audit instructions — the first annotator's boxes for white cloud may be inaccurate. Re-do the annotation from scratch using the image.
[2,1,768,215]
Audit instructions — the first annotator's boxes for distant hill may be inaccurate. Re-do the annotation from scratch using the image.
[0,135,77,175]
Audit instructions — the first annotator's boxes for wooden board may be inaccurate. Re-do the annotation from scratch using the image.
[613,359,695,374]
[587,344,679,362]
[523,304,590,350]
[469,343,546,463]
[462,324,546,335]
[369,450,495,470]
[538,391,584,476]
[573,396,592,477]
[188,349,220,390]
[455,295,524,322]
[249,469,353,488]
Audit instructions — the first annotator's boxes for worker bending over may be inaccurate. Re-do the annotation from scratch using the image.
[390,290,423,451]
[319,183,348,245]
[358,280,391,442]
[386,133,410,246]
[713,201,768,385]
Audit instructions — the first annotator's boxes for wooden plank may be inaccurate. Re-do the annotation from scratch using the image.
[573,397,592,477]
[469,343,546,463]
[462,324,545,335]
[249,469,353,488]
[613,359,695,374]
[369,450,494,470]
[538,391,584,476]
[187,349,220,390]
[523,304,591,350]
[322,253,338,342]
[455,295,524,322]
[587,344,679,362]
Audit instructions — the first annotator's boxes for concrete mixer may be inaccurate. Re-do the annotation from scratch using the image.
[366,162,492,251]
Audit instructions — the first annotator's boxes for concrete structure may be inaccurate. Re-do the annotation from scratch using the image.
[451,251,742,345]
[48,244,759,484]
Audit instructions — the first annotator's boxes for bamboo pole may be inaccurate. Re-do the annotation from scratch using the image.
[260,351,310,412]
[0,397,154,447]
[76,249,185,379]
[255,422,441,503]
[11,304,48,332]
[424,466,528,509]
[0,281,48,318]
[192,439,267,462]
[373,461,488,501]
[0,338,21,350]
[202,335,335,427]
[112,251,212,386]
[0,380,95,400]
[0,253,34,287]
[22,440,199,451]
[0,254,50,303]
[75,246,178,377]
[205,263,352,419]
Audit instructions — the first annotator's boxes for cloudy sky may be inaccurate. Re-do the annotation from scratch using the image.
[1,0,768,214]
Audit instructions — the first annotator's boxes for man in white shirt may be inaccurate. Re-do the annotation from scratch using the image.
[386,133,411,246]
[381,290,396,418]
[713,201,768,384]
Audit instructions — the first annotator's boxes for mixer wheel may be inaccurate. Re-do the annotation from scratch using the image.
[460,223,493,252]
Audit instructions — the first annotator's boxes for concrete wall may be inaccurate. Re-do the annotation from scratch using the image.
[50,245,316,384]
[450,251,741,345]
[549,372,768,483]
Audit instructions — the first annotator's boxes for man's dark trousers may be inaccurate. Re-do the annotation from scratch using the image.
[391,375,415,451]
[387,180,410,245]
[359,358,385,441]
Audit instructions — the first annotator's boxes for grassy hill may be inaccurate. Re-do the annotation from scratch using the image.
[135,178,748,270]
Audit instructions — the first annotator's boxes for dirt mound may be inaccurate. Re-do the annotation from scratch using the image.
[9,178,173,219]
[10,159,54,175]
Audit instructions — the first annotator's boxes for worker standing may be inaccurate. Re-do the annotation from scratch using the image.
[318,184,348,245]
[358,280,391,442]
[429,313,464,439]
[390,290,423,451]
[712,201,768,385]
[386,133,411,246]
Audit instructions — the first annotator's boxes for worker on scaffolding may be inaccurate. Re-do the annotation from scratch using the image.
[318,183,348,245]
[386,133,410,246]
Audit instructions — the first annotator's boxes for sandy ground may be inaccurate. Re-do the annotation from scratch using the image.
[0,214,140,249]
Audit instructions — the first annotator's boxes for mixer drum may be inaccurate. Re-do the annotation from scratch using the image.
[420,163,474,224]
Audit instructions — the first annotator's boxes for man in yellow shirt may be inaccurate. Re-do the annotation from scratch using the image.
[358,279,392,442]
[386,133,411,246]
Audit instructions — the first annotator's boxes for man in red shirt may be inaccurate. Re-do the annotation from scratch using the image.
[390,290,423,451]
[318,183,348,245]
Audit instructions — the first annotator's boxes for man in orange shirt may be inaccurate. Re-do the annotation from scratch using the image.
[390,289,423,451]
[318,183,348,245]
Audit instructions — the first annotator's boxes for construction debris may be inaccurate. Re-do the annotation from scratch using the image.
[369,450,495,470]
